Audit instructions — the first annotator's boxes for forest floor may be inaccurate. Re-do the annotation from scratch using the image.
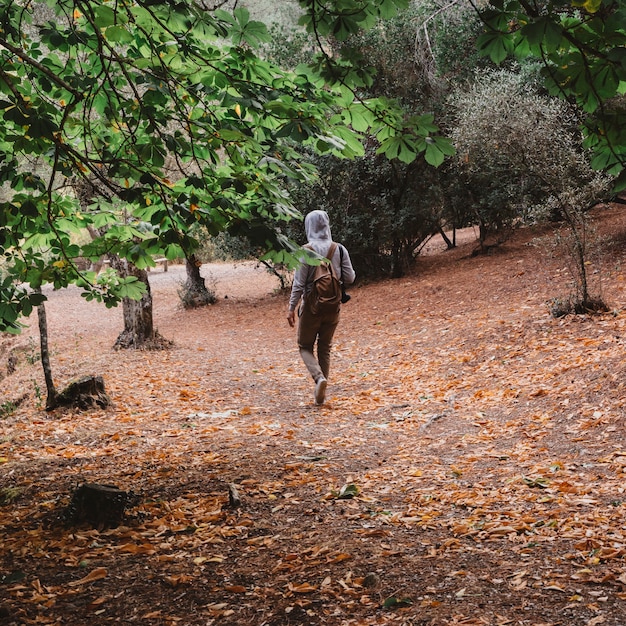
[0,206,625,626]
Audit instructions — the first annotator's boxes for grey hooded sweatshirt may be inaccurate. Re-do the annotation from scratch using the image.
[288,210,355,312]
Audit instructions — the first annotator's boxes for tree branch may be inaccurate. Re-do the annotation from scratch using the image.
[0,36,84,100]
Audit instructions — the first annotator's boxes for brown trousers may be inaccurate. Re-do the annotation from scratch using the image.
[297,304,340,382]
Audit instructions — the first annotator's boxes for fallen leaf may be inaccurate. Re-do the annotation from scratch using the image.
[335,483,359,499]
[383,596,413,609]
[289,582,317,593]
[67,568,107,587]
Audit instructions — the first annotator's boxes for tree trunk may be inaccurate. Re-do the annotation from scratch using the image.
[391,238,405,278]
[570,216,590,304]
[65,483,129,529]
[438,225,455,250]
[259,259,287,290]
[178,255,216,308]
[35,287,58,410]
[56,375,110,410]
[110,256,170,349]
[185,254,207,294]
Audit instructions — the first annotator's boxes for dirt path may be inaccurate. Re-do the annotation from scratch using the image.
[1,213,625,626]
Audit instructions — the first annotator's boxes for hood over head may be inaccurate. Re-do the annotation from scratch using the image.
[304,210,332,244]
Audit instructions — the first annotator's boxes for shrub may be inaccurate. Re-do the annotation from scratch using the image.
[447,69,610,251]
[289,145,442,278]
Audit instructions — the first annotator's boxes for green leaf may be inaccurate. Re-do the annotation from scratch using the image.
[521,18,563,52]
[93,5,118,28]
[590,146,622,173]
[477,31,513,64]
[331,125,365,157]
[332,16,361,41]
[383,596,413,609]
[347,107,372,133]
[114,276,146,300]
[613,169,626,192]
[425,136,455,167]
[591,63,620,99]
[377,136,418,164]
[104,25,133,44]
[217,7,271,46]
[378,0,409,19]
[22,232,54,251]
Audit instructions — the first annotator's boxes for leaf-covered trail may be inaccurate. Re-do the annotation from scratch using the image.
[1,209,625,625]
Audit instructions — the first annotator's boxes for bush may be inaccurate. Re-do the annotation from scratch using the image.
[447,69,610,250]
[289,145,442,278]
[194,231,256,263]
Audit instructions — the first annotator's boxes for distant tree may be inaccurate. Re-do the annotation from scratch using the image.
[179,253,217,309]
[290,144,442,278]
[448,69,611,252]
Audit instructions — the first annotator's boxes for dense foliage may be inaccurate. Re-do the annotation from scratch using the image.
[279,0,619,276]
[478,0,626,190]
[0,0,451,332]
[448,69,611,248]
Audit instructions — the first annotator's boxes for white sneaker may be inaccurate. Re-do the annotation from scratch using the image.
[314,377,327,405]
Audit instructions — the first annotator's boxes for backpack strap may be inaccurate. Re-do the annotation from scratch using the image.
[339,245,344,282]
[325,242,338,273]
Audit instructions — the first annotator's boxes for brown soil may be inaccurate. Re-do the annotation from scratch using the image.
[1,208,625,626]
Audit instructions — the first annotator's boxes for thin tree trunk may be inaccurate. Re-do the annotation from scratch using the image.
[391,238,405,278]
[438,225,455,250]
[259,259,287,290]
[35,287,58,410]
[562,205,590,304]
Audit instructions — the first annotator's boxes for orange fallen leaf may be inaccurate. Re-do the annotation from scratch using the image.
[289,582,317,593]
[68,567,107,587]
[165,575,193,588]
[327,552,351,563]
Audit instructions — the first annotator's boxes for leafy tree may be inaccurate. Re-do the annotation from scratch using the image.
[448,69,611,251]
[0,0,452,403]
[477,0,626,190]
[0,0,446,332]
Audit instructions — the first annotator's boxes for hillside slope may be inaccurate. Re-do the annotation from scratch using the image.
[1,206,625,625]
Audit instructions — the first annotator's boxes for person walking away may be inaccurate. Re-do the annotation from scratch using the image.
[287,210,355,405]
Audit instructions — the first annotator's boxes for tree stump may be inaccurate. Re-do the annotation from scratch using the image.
[65,483,129,529]
[227,483,241,508]
[55,375,110,410]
